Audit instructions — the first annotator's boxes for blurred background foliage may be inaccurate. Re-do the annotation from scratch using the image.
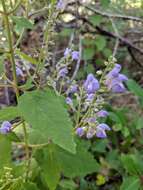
[0,0,143,189]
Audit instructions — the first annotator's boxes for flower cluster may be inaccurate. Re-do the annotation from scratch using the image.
[64,48,79,61]
[76,109,111,139]
[0,121,12,134]
[65,61,128,140]
[105,64,128,93]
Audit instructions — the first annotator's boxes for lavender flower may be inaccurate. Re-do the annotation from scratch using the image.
[96,123,111,138]
[64,48,71,57]
[56,0,65,10]
[112,82,126,93]
[86,93,94,102]
[16,67,24,76]
[66,97,73,105]
[71,51,79,60]
[105,64,128,93]
[69,84,78,93]
[118,74,128,82]
[59,67,68,77]
[84,74,100,94]
[76,127,85,137]
[0,121,12,134]
[97,110,109,118]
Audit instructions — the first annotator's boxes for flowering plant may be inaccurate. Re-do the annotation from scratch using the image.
[0,0,142,190]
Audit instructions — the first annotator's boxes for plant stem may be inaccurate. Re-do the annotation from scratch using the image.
[1,0,19,101]
[22,121,30,181]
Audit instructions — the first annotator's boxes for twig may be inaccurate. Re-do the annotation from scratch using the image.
[82,4,143,23]
[110,18,119,57]
[62,10,143,55]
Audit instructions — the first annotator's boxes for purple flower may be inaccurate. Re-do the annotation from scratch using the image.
[118,74,128,82]
[107,64,121,78]
[76,127,85,137]
[112,83,126,93]
[0,121,12,134]
[86,93,94,102]
[71,51,79,60]
[84,74,100,94]
[66,97,73,105]
[59,67,68,77]
[69,84,78,93]
[96,123,111,138]
[86,127,96,139]
[16,67,24,76]
[56,0,65,10]
[97,110,109,118]
[105,64,128,93]
[64,48,71,57]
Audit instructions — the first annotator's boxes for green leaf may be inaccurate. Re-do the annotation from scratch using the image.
[16,50,38,64]
[20,182,39,190]
[59,179,77,190]
[41,144,61,190]
[136,117,143,129]
[18,89,76,153]
[103,48,112,58]
[95,36,106,51]
[0,135,11,169]
[127,79,143,98]
[121,154,141,175]
[12,16,33,34]
[120,176,140,190]
[60,28,74,37]
[83,48,95,60]
[101,0,110,8]
[35,142,99,189]
[89,15,102,26]
[55,141,100,177]
[0,106,19,121]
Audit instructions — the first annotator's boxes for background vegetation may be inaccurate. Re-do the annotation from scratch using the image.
[0,0,143,190]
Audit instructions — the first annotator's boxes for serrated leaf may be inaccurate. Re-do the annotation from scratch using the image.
[55,142,100,177]
[0,106,18,121]
[18,89,76,153]
[120,176,140,190]
[41,144,61,190]
[35,142,100,189]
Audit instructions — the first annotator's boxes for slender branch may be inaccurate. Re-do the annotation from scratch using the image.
[82,4,143,23]
[1,0,19,100]
[63,11,143,55]
[110,18,119,57]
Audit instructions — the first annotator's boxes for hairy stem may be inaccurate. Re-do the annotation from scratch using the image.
[1,0,19,100]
